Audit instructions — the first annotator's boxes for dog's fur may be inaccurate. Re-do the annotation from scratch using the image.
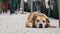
[26,12,56,28]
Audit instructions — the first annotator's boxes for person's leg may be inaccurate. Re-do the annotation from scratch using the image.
[5,2,8,13]
[0,9,1,14]
[10,5,15,14]
[17,0,21,11]
[10,0,16,14]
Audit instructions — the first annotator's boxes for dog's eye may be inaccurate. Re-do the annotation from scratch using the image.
[43,20,45,22]
[37,20,39,22]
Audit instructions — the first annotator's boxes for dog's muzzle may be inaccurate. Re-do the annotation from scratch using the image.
[37,22,45,28]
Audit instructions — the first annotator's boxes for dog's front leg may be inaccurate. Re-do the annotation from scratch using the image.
[26,22,33,28]
[46,23,56,28]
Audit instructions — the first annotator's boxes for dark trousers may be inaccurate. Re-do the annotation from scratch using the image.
[10,4,16,14]
[10,0,16,14]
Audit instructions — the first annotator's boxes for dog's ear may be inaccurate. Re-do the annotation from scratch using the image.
[46,18,50,23]
[45,18,50,28]
[32,14,37,21]
[32,14,37,28]
[45,18,56,28]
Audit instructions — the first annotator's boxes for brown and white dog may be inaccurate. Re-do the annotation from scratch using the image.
[26,12,56,28]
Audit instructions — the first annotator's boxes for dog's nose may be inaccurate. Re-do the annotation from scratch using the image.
[39,24,43,28]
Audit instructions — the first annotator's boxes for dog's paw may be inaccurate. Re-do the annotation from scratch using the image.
[48,26,56,28]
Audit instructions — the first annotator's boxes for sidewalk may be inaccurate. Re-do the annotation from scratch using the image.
[0,13,60,34]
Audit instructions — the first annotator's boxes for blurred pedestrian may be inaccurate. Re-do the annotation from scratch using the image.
[2,0,8,13]
[15,0,21,14]
[10,0,17,14]
[0,0,2,13]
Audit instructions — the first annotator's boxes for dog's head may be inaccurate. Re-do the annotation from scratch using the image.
[32,13,50,28]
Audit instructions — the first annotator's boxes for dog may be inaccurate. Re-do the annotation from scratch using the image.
[26,12,56,28]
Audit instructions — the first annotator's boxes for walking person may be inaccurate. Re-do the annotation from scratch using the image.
[2,0,8,13]
[15,0,21,14]
[10,0,17,14]
[0,0,2,14]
